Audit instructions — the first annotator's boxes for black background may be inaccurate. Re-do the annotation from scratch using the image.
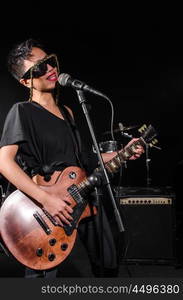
[1,6,183,282]
[0,8,183,206]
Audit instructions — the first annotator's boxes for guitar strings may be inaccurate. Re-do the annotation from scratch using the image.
[62,139,144,202]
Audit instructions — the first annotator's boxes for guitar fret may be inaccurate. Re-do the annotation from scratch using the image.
[77,179,91,195]
[105,162,116,173]
[105,152,122,173]
[77,179,88,189]
[72,132,154,197]
[122,150,132,159]
[113,155,123,166]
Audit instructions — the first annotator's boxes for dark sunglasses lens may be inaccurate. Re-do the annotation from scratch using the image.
[22,56,57,79]
[46,56,57,68]
[22,70,31,79]
[32,57,57,78]
[33,62,47,78]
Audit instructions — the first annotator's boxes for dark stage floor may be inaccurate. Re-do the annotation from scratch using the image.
[1,234,183,278]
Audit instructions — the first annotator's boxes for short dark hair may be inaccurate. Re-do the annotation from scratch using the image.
[7,38,44,80]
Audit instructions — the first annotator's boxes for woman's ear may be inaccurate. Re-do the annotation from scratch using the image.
[19,78,31,88]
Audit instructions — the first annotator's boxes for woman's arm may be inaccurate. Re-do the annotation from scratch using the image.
[101,138,144,163]
[0,145,73,226]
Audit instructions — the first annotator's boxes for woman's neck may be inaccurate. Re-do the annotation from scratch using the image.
[32,91,57,107]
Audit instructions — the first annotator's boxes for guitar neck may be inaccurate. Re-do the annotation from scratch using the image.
[76,137,146,195]
[104,137,145,175]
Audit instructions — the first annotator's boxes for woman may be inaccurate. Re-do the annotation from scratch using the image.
[0,39,143,277]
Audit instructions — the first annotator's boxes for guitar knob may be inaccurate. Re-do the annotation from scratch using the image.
[48,253,56,261]
[69,172,76,179]
[36,248,43,257]
[49,238,57,246]
[61,243,68,251]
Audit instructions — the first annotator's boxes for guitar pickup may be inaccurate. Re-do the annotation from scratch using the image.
[67,185,84,204]
[33,211,51,235]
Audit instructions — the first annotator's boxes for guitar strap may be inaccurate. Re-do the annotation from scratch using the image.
[60,105,84,169]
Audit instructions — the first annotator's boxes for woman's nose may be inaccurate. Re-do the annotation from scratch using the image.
[46,63,53,71]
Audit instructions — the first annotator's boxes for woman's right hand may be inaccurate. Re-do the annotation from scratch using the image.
[42,192,74,227]
[0,145,74,227]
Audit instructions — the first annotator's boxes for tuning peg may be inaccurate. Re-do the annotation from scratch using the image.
[149,139,161,150]
[149,138,158,146]
[152,138,158,145]
[138,124,147,133]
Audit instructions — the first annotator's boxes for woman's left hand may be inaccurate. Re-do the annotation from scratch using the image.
[126,138,145,160]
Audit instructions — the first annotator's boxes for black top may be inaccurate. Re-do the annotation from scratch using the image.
[0,101,98,181]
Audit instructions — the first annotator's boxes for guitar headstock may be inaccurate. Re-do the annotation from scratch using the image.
[138,124,159,148]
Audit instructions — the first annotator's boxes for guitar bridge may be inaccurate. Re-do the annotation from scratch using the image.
[33,211,51,235]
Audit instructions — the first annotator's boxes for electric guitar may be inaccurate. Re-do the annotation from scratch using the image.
[0,124,157,270]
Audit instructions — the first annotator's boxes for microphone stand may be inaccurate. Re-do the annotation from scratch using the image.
[145,143,151,187]
[76,90,125,275]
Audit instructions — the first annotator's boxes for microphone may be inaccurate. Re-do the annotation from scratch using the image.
[58,73,107,98]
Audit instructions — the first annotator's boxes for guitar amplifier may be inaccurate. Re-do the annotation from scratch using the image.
[114,186,176,263]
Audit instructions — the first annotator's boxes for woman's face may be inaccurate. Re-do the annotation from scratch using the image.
[21,47,58,92]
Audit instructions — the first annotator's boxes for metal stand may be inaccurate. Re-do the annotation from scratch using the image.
[145,143,151,187]
[76,90,125,276]
[76,90,124,232]
[94,186,105,275]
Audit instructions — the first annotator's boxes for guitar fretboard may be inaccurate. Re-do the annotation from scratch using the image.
[76,137,146,195]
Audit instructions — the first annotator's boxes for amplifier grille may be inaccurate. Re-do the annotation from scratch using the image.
[119,197,172,205]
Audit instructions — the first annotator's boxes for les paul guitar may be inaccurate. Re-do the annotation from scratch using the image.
[0,124,157,270]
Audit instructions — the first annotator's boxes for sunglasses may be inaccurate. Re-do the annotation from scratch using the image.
[22,54,58,80]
